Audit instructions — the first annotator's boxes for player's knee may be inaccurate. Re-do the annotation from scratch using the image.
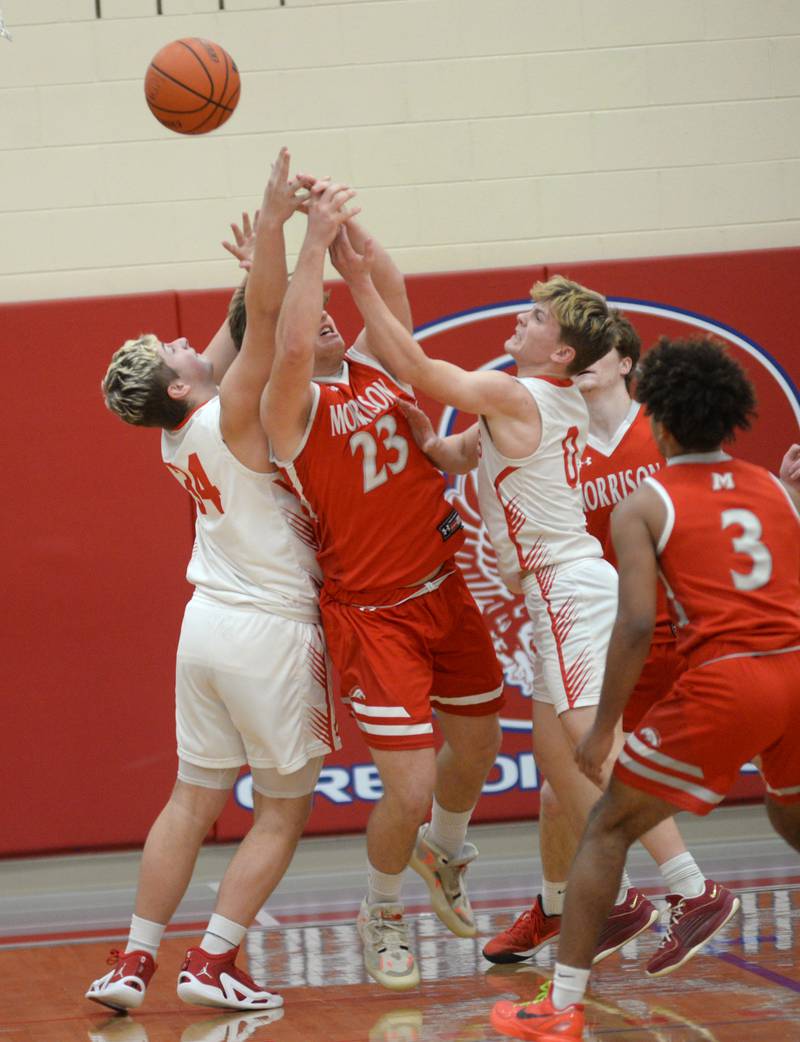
[584,790,638,847]
[252,790,313,839]
[766,798,800,852]
[384,776,434,826]
[539,780,563,820]
[467,714,502,766]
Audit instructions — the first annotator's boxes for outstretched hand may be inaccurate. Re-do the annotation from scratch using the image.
[261,145,315,225]
[329,225,374,287]
[222,210,259,271]
[397,400,439,457]
[222,147,315,269]
[780,443,800,490]
[574,725,614,788]
[305,179,360,248]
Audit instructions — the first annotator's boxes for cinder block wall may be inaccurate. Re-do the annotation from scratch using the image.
[1,0,798,302]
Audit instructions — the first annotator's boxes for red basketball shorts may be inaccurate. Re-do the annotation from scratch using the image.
[320,568,504,750]
[622,640,686,733]
[615,648,800,815]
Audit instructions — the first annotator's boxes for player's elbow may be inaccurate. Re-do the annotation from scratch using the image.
[616,610,655,648]
[277,332,312,366]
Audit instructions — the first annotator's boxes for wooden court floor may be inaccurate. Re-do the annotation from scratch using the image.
[3,878,799,1042]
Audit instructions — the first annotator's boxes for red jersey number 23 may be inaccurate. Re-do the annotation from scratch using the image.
[349,415,409,493]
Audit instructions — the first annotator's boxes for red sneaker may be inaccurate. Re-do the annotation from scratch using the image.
[490,981,584,1041]
[594,887,659,963]
[646,880,740,977]
[85,948,156,1011]
[177,946,283,1011]
[483,897,561,964]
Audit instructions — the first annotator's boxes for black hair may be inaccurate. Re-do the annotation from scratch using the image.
[636,337,757,451]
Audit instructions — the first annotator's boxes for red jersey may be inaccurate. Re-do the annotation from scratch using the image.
[647,452,800,669]
[276,349,465,601]
[580,402,673,644]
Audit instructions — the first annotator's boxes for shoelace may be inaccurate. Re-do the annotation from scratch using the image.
[437,858,469,900]
[663,898,687,943]
[508,901,550,943]
[517,980,552,1009]
[506,908,533,941]
[106,948,122,966]
[370,913,411,953]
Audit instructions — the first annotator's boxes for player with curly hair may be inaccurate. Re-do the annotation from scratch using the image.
[491,337,800,1041]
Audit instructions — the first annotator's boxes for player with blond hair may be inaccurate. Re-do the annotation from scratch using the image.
[329,232,679,962]
[485,312,735,976]
[87,151,346,1013]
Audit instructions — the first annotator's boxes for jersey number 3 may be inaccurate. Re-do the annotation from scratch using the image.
[721,508,772,591]
[166,453,224,515]
[350,415,409,493]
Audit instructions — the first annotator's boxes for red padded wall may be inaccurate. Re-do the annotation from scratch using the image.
[0,293,191,853]
[2,249,798,855]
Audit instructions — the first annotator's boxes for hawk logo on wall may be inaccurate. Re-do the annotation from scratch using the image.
[445,469,536,701]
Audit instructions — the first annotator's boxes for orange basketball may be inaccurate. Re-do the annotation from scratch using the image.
[144,38,240,135]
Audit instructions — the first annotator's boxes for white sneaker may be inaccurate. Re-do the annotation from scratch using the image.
[85,948,156,1012]
[357,898,420,991]
[408,824,477,937]
[177,946,283,1011]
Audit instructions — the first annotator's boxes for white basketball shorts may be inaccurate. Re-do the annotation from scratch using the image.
[522,556,618,715]
[175,594,340,773]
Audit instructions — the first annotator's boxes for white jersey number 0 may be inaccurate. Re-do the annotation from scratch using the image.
[350,415,409,493]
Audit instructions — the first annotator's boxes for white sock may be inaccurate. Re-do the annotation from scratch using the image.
[201,913,246,955]
[659,852,706,899]
[615,870,632,905]
[542,879,568,917]
[551,962,590,1009]
[367,863,404,906]
[427,799,473,858]
[126,914,165,959]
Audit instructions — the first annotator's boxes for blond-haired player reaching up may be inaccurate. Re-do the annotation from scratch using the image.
[328,228,662,959]
[485,312,735,975]
[87,151,343,1014]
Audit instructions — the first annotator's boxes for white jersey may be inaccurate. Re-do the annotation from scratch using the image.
[477,376,602,593]
[162,396,320,621]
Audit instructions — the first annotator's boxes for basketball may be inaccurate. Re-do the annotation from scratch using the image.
[144,38,240,135]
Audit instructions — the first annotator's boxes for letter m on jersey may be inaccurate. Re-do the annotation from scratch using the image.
[712,472,735,491]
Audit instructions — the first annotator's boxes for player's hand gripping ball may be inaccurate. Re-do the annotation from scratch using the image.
[145,38,240,135]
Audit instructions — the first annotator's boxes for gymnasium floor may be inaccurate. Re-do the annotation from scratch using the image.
[2,804,798,1042]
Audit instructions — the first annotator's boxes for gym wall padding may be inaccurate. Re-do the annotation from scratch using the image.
[2,249,798,855]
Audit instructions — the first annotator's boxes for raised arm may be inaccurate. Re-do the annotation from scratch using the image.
[330,228,527,421]
[575,488,663,785]
[200,211,258,383]
[219,148,311,460]
[263,181,358,462]
[398,401,479,474]
[345,217,412,335]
